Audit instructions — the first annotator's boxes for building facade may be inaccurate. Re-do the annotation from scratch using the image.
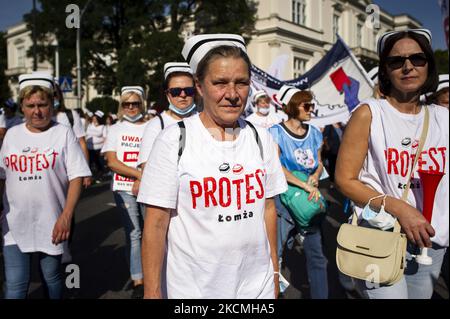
[5,0,422,105]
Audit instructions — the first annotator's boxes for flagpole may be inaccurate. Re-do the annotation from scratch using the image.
[337,34,375,88]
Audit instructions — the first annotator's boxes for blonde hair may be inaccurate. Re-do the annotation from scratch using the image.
[19,86,53,105]
[117,91,146,120]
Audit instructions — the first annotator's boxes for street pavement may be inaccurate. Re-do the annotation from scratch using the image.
[0,179,448,299]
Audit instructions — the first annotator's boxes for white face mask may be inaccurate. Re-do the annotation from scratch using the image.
[361,195,396,230]
[258,107,270,116]
[123,113,143,123]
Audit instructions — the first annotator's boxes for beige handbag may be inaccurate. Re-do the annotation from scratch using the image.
[336,106,429,286]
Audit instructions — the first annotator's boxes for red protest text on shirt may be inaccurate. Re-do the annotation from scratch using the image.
[189,169,266,210]
[384,147,447,177]
[115,174,135,182]
[121,135,142,148]
[3,152,59,174]
[123,152,139,163]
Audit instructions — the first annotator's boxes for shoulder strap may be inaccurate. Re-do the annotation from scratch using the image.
[65,109,74,127]
[157,113,164,130]
[245,120,264,160]
[177,121,186,164]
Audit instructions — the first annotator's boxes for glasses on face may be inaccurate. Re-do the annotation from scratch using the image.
[167,87,195,97]
[122,101,141,109]
[302,102,315,112]
[386,53,428,70]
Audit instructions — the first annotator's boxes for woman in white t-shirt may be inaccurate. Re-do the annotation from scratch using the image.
[86,110,107,179]
[102,86,148,299]
[245,90,281,129]
[0,73,91,299]
[336,29,449,299]
[137,62,196,168]
[137,34,288,299]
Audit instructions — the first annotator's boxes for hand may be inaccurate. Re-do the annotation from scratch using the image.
[343,77,361,112]
[307,175,319,187]
[273,273,280,299]
[132,180,141,197]
[396,204,435,248]
[83,176,92,188]
[52,212,72,245]
[303,183,320,202]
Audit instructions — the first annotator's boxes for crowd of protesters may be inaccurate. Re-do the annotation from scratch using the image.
[0,28,448,300]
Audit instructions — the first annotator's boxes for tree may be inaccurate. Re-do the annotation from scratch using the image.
[85,96,119,115]
[0,32,12,106]
[25,0,258,105]
[434,49,449,74]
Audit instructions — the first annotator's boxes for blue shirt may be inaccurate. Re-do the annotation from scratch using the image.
[269,123,323,176]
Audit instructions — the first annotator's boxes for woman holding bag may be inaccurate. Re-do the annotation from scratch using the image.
[269,85,328,299]
[335,29,448,299]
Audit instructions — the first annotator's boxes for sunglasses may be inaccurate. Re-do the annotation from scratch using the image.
[302,102,315,112]
[386,53,428,70]
[167,87,195,97]
[122,101,141,109]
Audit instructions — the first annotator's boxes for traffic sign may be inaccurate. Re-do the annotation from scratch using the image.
[59,76,73,93]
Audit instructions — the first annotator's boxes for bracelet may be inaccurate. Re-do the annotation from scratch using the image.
[274,271,280,275]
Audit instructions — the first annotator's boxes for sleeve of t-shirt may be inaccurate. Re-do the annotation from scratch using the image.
[71,110,86,138]
[259,127,288,198]
[137,124,180,209]
[137,117,162,166]
[101,124,118,154]
[65,127,92,180]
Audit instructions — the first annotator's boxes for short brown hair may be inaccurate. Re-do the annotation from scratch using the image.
[284,91,313,119]
[19,86,53,106]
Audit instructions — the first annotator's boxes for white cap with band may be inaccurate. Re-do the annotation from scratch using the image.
[368,67,379,85]
[19,72,54,91]
[437,74,449,92]
[121,86,145,97]
[253,90,268,104]
[276,85,301,106]
[377,28,432,56]
[164,62,192,80]
[182,34,247,73]
[94,110,105,118]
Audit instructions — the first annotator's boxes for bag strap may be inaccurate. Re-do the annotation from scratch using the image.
[177,121,186,164]
[65,109,74,127]
[352,106,429,233]
[157,113,164,130]
[244,120,264,160]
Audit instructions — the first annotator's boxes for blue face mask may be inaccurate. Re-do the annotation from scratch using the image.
[54,100,60,109]
[169,102,196,116]
[361,195,396,230]
[123,113,143,123]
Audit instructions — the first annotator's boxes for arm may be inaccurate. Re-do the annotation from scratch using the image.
[308,145,323,187]
[335,105,434,248]
[78,137,92,188]
[52,177,83,245]
[105,151,142,180]
[142,205,171,299]
[265,197,279,298]
[0,128,6,141]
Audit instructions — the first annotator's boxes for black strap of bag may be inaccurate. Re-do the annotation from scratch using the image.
[64,109,74,127]
[157,113,164,130]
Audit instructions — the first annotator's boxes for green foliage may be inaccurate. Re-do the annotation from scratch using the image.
[0,32,12,106]
[25,0,258,104]
[85,96,119,115]
[434,49,449,74]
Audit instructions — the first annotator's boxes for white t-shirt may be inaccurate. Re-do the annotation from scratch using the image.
[137,111,178,166]
[355,99,449,247]
[101,120,148,194]
[137,114,288,299]
[0,122,92,255]
[245,112,281,129]
[0,110,5,129]
[55,110,86,139]
[86,123,107,150]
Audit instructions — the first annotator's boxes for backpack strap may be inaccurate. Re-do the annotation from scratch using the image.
[177,121,186,164]
[65,109,74,127]
[245,120,264,160]
[157,113,164,130]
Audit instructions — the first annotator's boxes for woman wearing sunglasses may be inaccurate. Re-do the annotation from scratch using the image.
[269,85,329,299]
[101,86,148,298]
[137,63,196,169]
[336,29,448,299]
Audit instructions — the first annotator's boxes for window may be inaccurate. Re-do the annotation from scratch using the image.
[333,14,340,43]
[292,0,306,26]
[357,22,363,47]
[17,46,25,67]
[293,57,306,78]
